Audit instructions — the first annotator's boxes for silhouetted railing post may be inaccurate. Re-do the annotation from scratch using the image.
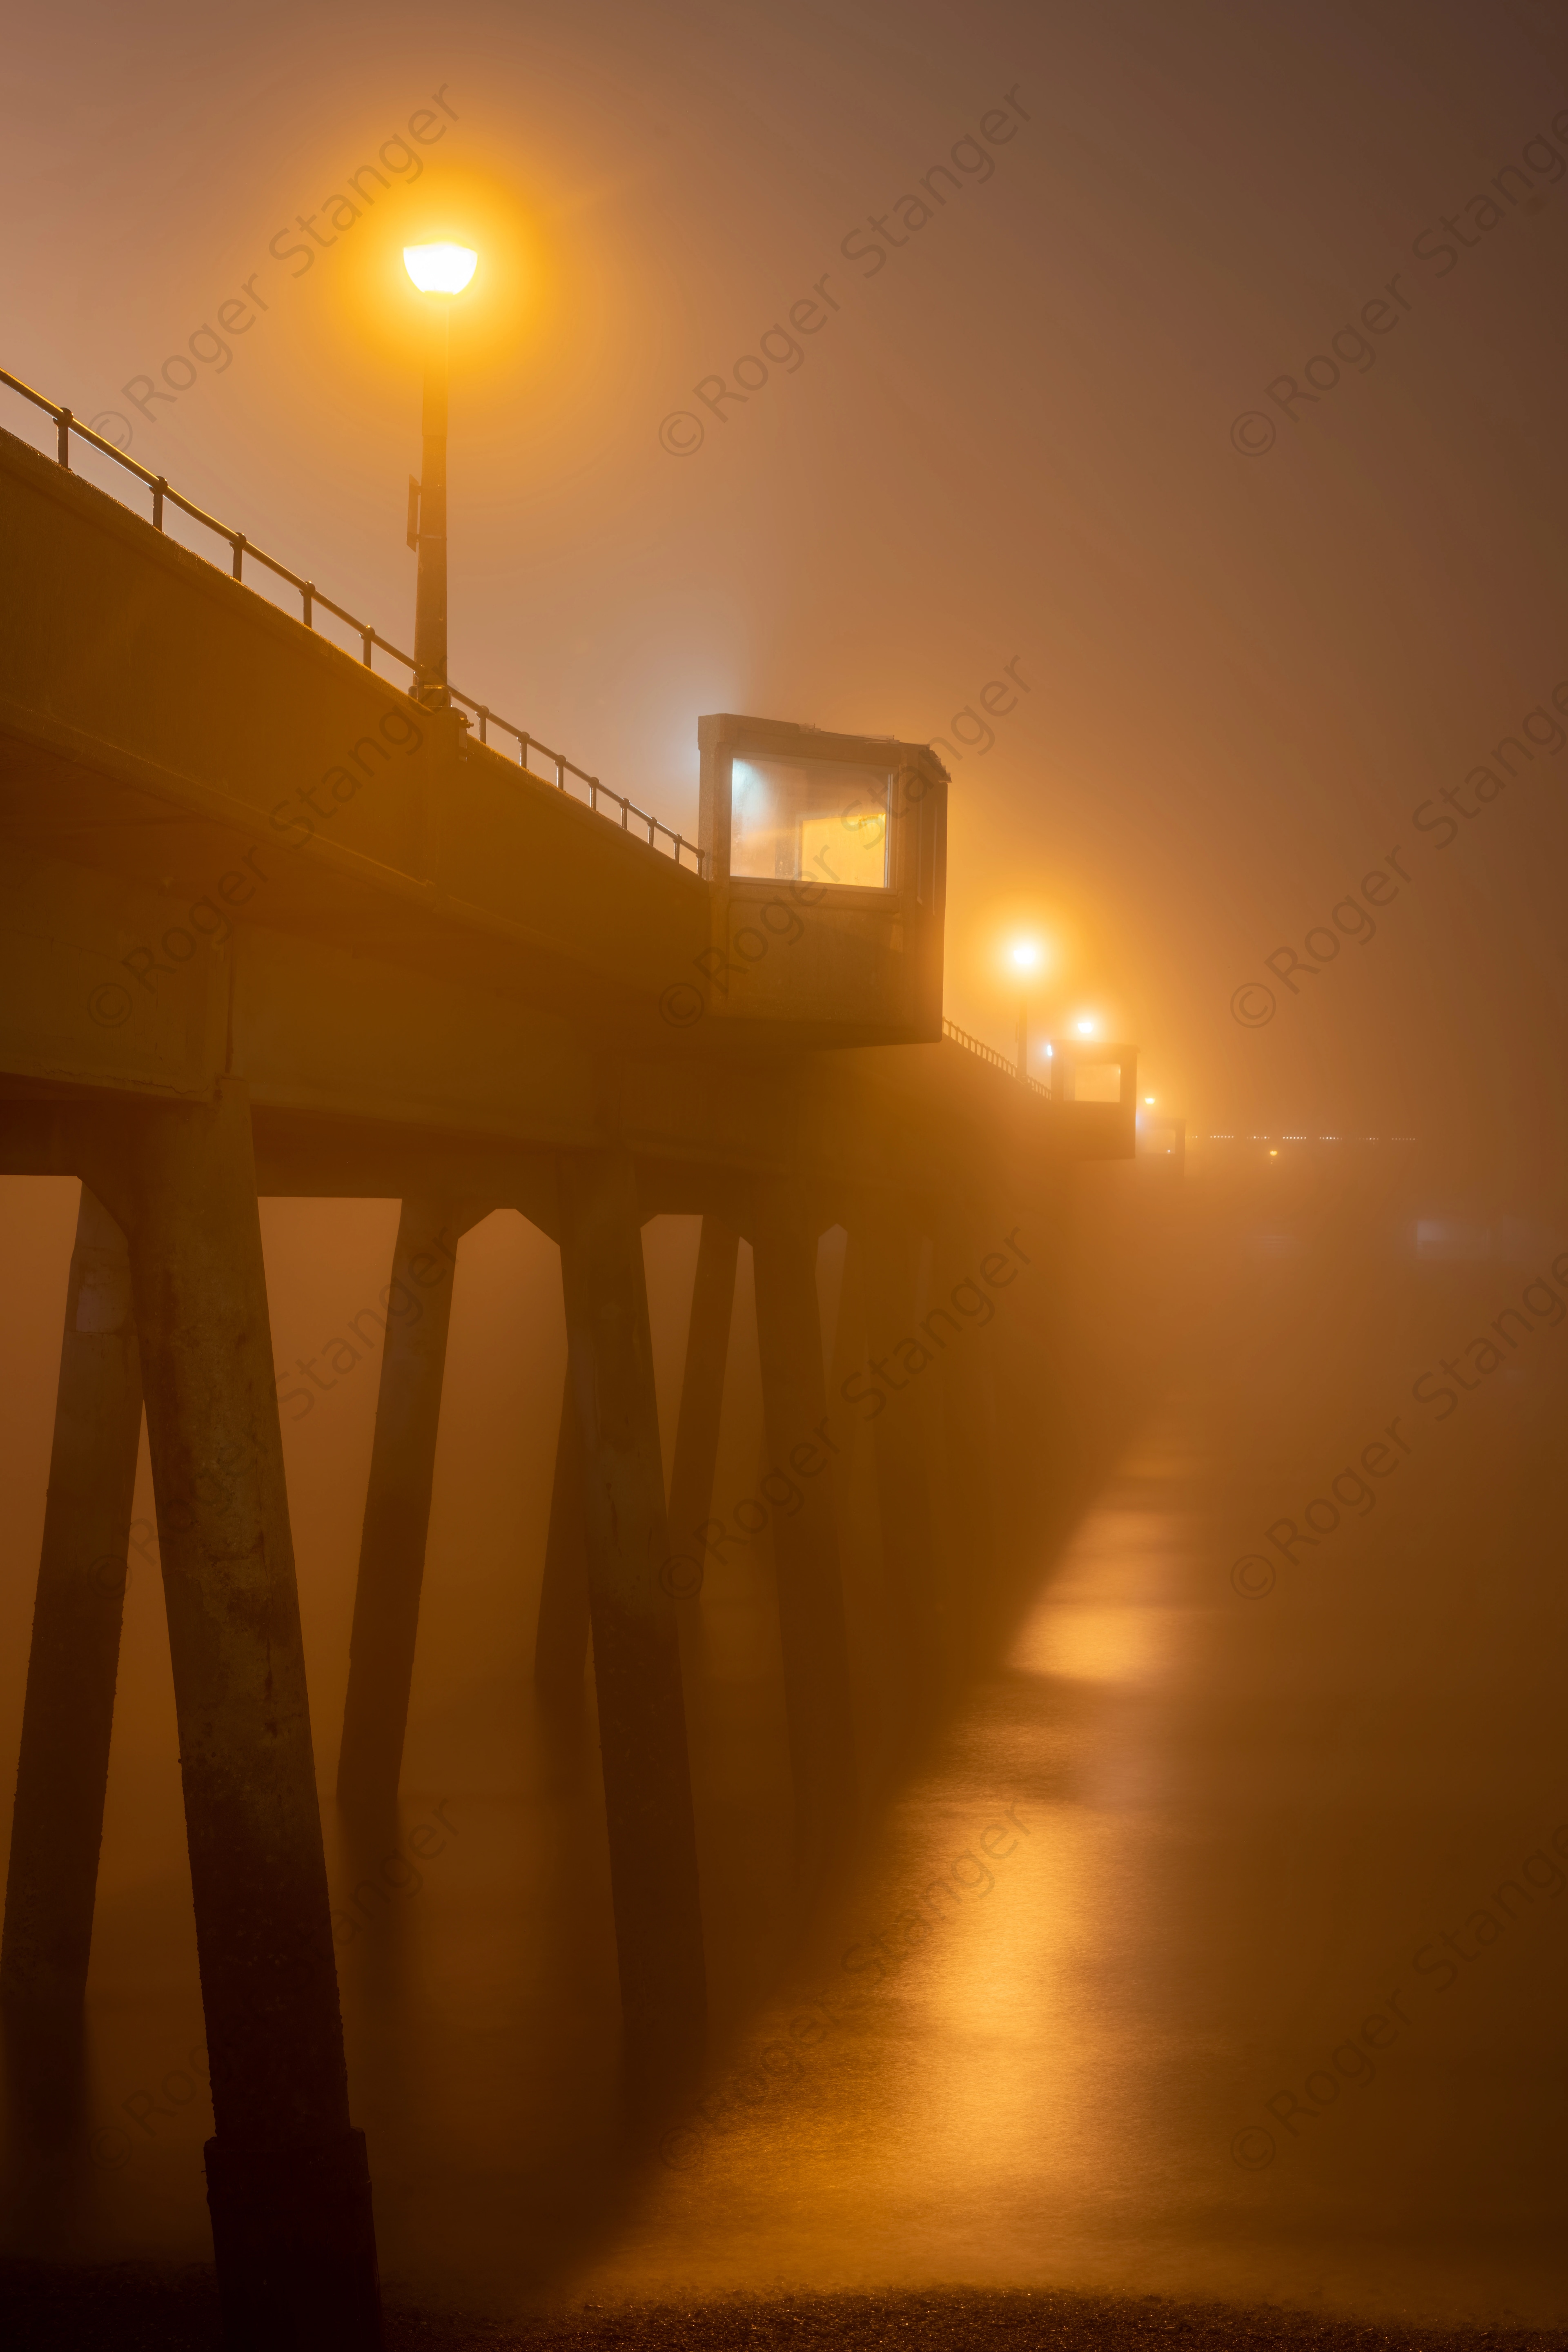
[558,1147,705,2073]
[1,1186,142,2009]
[116,1079,379,2350]
[338,1201,471,1815]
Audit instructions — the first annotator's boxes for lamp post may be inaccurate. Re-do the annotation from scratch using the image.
[403,242,477,708]
[1009,940,1042,1078]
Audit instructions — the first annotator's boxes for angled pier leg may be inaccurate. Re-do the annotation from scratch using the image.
[2,1186,143,2011]
[558,1148,704,2069]
[929,1219,999,1679]
[824,1229,918,1792]
[826,1227,869,1530]
[114,1080,379,2351]
[533,1368,590,1697]
[337,1201,464,1815]
[861,1216,946,1720]
[666,1215,739,1574]
[751,1186,857,1882]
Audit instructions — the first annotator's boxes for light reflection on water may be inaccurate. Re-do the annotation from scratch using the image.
[571,1355,1568,2325]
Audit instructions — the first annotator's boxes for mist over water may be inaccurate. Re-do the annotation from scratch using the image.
[4,0,1568,2341]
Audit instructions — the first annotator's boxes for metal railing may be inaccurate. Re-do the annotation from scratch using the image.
[941,1017,1051,1099]
[0,368,705,875]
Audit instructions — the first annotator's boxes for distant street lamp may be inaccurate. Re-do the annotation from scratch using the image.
[403,242,478,708]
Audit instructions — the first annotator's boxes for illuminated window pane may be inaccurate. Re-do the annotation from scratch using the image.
[730,756,891,886]
[801,810,886,885]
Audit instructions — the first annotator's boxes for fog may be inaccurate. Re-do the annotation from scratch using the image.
[3,0,1567,2344]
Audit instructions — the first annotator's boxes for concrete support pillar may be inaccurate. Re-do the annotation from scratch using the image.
[929,1219,1000,1678]
[990,1281,1054,1560]
[861,1216,946,1717]
[2,1187,143,2009]
[825,1229,869,1524]
[116,1079,379,2350]
[532,1367,590,1696]
[557,1148,704,2067]
[665,1214,739,1589]
[337,1202,463,1815]
[751,1186,858,1880]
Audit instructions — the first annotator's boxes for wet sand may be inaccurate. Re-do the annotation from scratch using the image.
[5,2268,1568,2352]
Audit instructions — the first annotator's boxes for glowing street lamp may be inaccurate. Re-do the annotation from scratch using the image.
[1009,939,1043,1078]
[403,242,478,707]
[403,243,478,295]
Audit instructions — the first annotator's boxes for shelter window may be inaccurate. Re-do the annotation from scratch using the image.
[730,756,890,888]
